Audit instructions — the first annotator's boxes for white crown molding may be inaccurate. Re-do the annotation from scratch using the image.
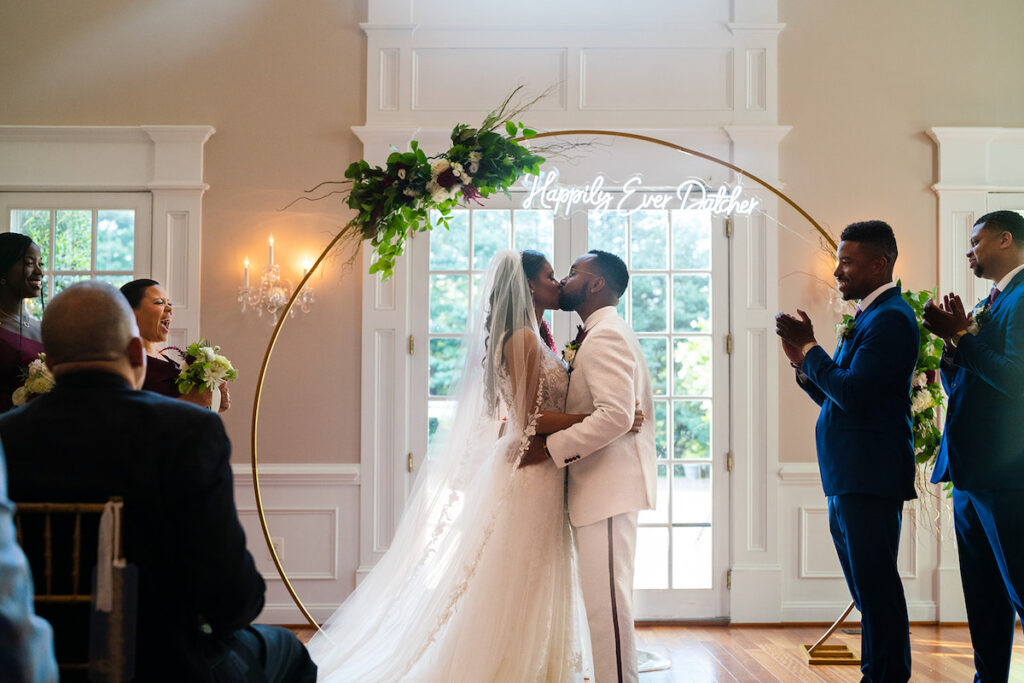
[777,461,819,485]
[726,22,786,34]
[232,463,361,486]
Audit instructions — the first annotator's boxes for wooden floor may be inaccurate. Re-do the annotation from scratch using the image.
[292,623,1024,681]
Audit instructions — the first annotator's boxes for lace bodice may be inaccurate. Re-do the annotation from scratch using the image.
[536,347,569,412]
[495,342,570,421]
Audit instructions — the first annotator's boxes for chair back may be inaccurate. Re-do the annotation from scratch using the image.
[14,497,124,680]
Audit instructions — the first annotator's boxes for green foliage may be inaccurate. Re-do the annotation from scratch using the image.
[898,282,946,468]
[339,90,546,280]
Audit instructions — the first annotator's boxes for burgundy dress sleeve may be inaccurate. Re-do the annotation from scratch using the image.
[142,353,183,398]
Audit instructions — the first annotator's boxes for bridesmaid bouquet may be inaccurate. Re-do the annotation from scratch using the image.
[12,353,55,406]
[173,340,238,395]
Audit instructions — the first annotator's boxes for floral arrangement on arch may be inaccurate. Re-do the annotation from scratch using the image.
[12,352,54,406]
[288,87,548,280]
[898,286,946,466]
[172,340,238,395]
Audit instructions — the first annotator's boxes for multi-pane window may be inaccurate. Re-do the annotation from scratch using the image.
[588,208,714,590]
[7,202,142,315]
[426,208,555,447]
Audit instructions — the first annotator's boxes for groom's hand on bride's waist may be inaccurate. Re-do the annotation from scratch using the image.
[518,436,549,469]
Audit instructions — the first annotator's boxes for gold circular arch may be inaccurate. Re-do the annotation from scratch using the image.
[251,129,834,630]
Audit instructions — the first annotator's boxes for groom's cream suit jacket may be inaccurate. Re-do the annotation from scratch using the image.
[546,305,657,527]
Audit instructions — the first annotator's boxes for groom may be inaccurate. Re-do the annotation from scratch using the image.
[525,249,656,683]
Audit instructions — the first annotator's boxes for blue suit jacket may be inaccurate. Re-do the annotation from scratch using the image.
[797,287,919,500]
[932,270,1024,489]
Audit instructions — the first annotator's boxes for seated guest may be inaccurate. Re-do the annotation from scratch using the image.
[0,282,315,683]
[0,233,45,413]
[119,278,230,411]
[0,443,58,683]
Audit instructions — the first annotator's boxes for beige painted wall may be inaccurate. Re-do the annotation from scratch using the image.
[3,0,1024,466]
[777,0,1024,462]
[0,0,368,463]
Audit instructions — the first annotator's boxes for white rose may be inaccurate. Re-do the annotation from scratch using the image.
[468,151,482,163]
[202,347,217,363]
[430,158,451,177]
[913,372,927,388]
[451,162,465,178]
[12,387,27,406]
[469,162,479,174]
[397,168,406,180]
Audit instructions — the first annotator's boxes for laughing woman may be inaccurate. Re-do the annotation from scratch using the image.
[0,233,44,413]
[120,278,230,412]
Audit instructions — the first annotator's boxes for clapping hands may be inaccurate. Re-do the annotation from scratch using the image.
[922,294,970,341]
[775,310,817,365]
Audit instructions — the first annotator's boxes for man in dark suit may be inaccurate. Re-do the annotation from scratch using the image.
[0,282,316,683]
[923,210,1024,682]
[776,220,918,683]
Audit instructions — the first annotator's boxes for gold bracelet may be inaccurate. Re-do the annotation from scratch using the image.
[950,329,968,346]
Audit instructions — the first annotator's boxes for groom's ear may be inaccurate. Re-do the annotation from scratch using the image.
[588,275,606,294]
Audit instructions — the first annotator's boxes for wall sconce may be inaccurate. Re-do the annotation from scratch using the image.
[238,235,315,321]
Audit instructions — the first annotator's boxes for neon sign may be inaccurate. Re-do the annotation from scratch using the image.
[520,168,760,218]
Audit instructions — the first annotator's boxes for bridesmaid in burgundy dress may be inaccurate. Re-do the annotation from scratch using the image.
[119,279,230,411]
[0,233,45,413]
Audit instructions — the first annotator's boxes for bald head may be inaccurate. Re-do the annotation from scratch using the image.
[42,282,146,385]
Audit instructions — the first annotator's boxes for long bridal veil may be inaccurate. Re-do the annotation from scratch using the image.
[308,249,576,681]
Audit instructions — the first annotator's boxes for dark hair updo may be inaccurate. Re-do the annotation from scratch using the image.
[119,278,161,309]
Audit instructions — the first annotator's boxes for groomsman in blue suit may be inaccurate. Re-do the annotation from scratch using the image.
[923,210,1024,682]
[776,220,918,683]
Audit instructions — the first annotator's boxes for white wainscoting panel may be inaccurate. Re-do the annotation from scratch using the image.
[413,48,568,111]
[779,462,954,623]
[233,463,361,624]
[580,49,733,111]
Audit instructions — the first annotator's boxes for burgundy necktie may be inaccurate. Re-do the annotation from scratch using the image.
[854,308,862,319]
[988,287,1000,306]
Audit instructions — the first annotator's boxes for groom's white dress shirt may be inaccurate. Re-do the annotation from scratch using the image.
[546,305,657,527]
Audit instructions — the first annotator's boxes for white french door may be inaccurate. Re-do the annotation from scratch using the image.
[410,191,731,620]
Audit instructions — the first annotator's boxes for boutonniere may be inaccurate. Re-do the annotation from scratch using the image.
[835,314,856,342]
[967,297,993,335]
[562,324,589,367]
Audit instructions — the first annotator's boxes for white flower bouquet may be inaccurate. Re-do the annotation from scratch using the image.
[12,353,55,406]
[173,340,238,395]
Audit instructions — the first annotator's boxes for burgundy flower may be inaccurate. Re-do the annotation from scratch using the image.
[436,168,459,189]
[461,183,484,206]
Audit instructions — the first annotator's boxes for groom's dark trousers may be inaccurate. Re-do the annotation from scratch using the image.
[932,269,1024,682]
[796,285,917,683]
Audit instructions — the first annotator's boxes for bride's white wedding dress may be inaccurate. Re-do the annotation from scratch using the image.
[309,252,583,682]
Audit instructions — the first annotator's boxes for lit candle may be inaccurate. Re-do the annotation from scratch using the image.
[243,257,249,288]
[268,236,275,265]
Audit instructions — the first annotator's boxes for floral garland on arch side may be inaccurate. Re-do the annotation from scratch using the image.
[339,92,546,280]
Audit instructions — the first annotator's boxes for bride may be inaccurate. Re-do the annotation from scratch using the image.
[308,249,641,681]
